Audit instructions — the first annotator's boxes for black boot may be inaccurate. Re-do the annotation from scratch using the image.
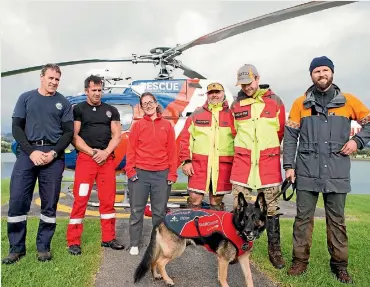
[267,215,285,269]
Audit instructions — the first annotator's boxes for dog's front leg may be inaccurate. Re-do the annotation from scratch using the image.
[157,257,174,286]
[217,256,230,287]
[151,262,162,280]
[238,253,253,287]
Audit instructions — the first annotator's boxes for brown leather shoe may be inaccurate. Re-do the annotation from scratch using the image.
[287,261,308,276]
[332,269,353,284]
[37,251,52,262]
[2,252,26,264]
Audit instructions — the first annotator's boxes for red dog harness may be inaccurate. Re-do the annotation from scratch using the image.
[163,209,253,257]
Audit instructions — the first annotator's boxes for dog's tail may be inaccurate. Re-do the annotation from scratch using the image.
[133,224,158,283]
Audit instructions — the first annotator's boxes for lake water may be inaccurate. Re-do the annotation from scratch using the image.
[1,153,369,194]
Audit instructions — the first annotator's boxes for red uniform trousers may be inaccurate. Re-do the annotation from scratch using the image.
[66,152,116,246]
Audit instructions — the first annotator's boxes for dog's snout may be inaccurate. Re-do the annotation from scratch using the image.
[243,229,253,238]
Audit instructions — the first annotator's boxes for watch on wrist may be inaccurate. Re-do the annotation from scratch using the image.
[51,150,58,158]
[182,159,192,165]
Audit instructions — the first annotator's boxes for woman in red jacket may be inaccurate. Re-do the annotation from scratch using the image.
[125,92,178,255]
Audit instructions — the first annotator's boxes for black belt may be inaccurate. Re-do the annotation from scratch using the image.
[29,140,56,146]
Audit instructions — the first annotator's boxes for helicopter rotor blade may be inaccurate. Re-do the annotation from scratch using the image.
[176,62,207,79]
[174,1,356,53]
[1,57,155,78]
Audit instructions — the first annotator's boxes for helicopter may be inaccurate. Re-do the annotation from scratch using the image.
[3,1,357,209]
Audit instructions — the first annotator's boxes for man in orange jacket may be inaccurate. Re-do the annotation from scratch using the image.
[179,82,236,211]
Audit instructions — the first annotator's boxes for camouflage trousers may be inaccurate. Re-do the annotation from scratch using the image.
[292,190,348,269]
[232,184,281,216]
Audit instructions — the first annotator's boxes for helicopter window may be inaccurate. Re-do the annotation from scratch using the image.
[111,104,133,131]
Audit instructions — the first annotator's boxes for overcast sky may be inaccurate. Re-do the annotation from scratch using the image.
[2,1,370,133]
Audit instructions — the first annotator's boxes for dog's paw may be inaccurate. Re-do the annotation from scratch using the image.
[153,275,162,280]
[165,280,175,286]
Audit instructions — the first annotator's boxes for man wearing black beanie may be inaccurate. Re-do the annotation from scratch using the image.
[283,56,370,284]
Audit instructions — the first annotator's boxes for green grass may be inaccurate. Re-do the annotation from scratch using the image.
[250,193,370,287]
[1,218,102,287]
[1,178,10,205]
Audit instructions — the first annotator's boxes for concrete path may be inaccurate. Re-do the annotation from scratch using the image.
[94,219,279,287]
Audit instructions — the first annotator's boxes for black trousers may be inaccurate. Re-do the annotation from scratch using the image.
[292,190,348,270]
[7,147,65,253]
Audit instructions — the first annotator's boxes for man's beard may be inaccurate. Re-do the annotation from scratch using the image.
[208,98,222,105]
[314,75,333,91]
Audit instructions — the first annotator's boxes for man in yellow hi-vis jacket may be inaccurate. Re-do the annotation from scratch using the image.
[178,82,236,210]
[230,64,286,269]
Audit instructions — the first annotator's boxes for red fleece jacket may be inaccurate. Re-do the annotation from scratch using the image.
[125,114,178,182]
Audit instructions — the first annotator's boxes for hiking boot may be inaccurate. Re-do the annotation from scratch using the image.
[37,251,51,262]
[68,245,81,255]
[268,244,285,269]
[267,215,285,269]
[331,268,353,284]
[287,261,308,276]
[2,252,26,264]
[101,239,125,250]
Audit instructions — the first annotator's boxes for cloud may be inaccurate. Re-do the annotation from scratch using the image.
[2,1,370,133]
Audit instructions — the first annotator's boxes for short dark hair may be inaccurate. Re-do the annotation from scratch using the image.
[40,63,61,77]
[84,75,103,89]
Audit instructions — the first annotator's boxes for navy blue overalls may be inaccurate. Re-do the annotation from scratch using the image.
[6,89,73,254]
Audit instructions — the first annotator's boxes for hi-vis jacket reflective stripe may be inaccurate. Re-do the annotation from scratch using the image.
[283,84,370,193]
[179,100,236,195]
[230,89,285,189]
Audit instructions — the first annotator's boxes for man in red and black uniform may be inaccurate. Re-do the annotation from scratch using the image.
[66,75,124,255]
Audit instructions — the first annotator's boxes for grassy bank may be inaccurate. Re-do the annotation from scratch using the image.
[1,218,102,287]
[250,193,370,287]
[1,178,103,287]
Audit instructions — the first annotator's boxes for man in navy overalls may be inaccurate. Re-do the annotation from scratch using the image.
[2,63,74,264]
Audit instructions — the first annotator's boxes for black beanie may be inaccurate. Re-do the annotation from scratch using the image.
[309,56,334,74]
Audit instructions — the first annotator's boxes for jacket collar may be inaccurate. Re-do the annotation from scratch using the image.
[143,113,163,121]
[202,98,230,112]
[237,88,274,101]
[303,83,346,109]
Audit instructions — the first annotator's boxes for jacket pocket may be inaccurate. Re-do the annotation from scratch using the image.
[327,142,350,179]
[259,147,282,186]
[231,148,252,184]
[296,142,319,178]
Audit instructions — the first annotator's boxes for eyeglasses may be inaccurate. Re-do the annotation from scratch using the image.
[141,100,156,108]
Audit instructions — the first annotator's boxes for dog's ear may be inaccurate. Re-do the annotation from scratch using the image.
[255,192,267,215]
[237,192,247,209]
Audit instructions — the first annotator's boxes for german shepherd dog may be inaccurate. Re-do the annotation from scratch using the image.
[133,192,268,287]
